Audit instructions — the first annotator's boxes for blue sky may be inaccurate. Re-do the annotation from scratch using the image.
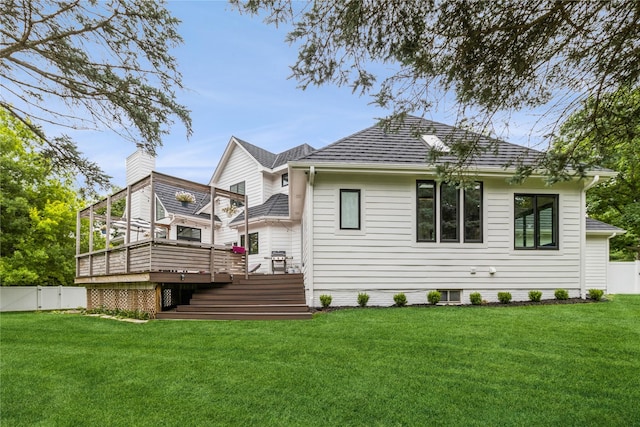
[69,1,547,188]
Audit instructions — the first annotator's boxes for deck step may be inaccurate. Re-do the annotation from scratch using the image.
[157,274,310,320]
[156,311,312,320]
[177,304,309,313]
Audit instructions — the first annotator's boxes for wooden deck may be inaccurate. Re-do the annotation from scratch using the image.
[75,239,245,284]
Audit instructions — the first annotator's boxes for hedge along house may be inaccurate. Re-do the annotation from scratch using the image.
[287,116,622,307]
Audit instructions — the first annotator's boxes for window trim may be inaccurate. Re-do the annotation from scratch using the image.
[281,173,289,187]
[514,194,559,250]
[340,189,361,230]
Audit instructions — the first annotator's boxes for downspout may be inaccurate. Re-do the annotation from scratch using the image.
[580,175,600,298]
[307,166,315,307]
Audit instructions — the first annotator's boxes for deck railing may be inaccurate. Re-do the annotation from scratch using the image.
[76,239,245,279]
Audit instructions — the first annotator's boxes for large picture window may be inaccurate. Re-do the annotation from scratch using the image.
[417,180,483,243]
[340,189,361,230]
[240,232,259,255]
[514,194,558,249]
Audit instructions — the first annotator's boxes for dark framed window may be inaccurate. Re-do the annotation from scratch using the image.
[340,189,360,230]
[177,226,201,242]
[240,232,259,255]
[417,180,436,242]
[464,182,483,243]
[281,173,289,187]
[440,183,459,242]
[417,180,483,243]
[230,181,245,207]
[514,194,558,249]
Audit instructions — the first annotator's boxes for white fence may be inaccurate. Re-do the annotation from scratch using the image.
[0,286,86,312]
[608,261,640,294]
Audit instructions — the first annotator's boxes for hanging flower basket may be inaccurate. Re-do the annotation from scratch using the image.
[175,191,196,205]
[222,204,238,216]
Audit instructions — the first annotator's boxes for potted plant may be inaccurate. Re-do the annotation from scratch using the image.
[175,190,196,206]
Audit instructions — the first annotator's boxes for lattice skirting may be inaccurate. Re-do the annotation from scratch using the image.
[87,287,157,317]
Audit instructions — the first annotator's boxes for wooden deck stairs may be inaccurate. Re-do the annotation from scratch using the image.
[156,273,311,320]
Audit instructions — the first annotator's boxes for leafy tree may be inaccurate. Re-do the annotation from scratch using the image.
[552,88,640,260]
[232,0,639,180]
[0,0,191,189]
[0,107,81,285]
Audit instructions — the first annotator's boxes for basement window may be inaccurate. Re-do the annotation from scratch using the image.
[438,290,461,303]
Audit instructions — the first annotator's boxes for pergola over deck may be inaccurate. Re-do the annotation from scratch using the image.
[75,172,249,285]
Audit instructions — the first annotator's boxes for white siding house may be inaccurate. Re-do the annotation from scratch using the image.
[288,116,621,306]
[209,136,314,274]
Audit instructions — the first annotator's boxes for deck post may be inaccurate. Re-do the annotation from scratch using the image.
[88,205,94,276]
[75,210,81,278]
[125,185,132,273]
[105,195,111,275]
[150,172,156,240]
[244,193,249,280]
[210,187,216,279]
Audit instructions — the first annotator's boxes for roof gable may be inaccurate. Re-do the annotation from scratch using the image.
[211,137,316,184]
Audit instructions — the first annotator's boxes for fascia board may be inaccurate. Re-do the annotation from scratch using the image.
[229,216,292,230]
[288,161,617,180]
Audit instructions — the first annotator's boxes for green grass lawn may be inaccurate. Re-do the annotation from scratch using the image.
[2,296,639,426]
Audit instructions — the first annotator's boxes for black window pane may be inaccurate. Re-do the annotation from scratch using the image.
[464,183,482,242]
[417,181,435,242]
[441,183,459,242]
[515,195,535,248]
[537,196,557,247]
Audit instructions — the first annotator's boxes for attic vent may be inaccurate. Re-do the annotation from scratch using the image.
[421,134,449,152]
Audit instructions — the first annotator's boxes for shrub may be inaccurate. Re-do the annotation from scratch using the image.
[497,292,512,304]
[393,293,407,307]
[529,290,543,302]
[319,294,332,309]
[588,289,604,301]
[427,290,441,305]
[357,292,370,307]
[469,292,482,305]
[554,289,569,300]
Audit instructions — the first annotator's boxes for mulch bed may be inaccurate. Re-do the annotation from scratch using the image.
[312,298,605,313]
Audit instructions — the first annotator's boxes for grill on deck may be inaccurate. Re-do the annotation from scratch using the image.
[270,250,288,274]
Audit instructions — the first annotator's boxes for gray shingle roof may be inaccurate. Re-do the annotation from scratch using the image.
[230,193,289,224]
[155,181,219,221]
[586,218,626,234]
[299,115,540,167]
[235,138,315,169]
